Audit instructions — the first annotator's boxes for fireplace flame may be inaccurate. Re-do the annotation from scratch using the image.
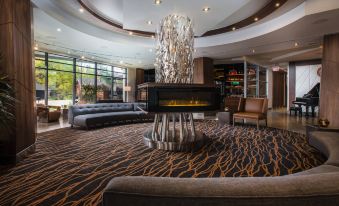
[160,98,210,107]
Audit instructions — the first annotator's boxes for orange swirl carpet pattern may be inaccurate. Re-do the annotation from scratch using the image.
[0,120,325,206]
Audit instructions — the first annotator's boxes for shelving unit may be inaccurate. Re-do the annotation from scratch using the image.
[214,62,267,98]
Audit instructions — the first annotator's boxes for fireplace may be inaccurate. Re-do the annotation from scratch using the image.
[139,14,218,152]
[137,83,220,113]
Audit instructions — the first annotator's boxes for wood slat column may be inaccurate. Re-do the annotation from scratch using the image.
[193,57,214,85]
[320,33,339,127]
[288,62,296,108]
[135,68,144,100]
[0,0,36,164]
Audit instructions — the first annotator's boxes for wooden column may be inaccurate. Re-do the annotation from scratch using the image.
[193,57,214,85]
[288,62,296,108]
[320,34,339,127]
[273,71,287,108]
[0,0,36,164]
[135,68,145,85]
[135,68,144,100]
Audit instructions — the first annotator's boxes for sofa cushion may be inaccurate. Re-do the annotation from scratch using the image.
[72,103,134,116]
[103,174,339,206]
[134,102,147,111]
[74,111,140,127]
[309,131,339,167]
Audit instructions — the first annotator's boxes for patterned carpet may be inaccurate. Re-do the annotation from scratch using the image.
[0,120,325,206]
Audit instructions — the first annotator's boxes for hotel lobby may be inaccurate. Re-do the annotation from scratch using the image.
[1,0,339,205]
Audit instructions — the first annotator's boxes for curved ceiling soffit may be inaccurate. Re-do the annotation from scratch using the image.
[195,2,307,48]
[34,0,307,48]
[32,0,155,47]
[78,0,155,38]
[78,0,288,38]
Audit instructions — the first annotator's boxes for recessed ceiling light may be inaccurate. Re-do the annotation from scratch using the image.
[129,31,133,35]
[254,17,259,21]
[81,56,85,59]
[147,20,152,25]
[57,28,61,32]
[294,42,299,47]
[34,45,38,50]
[151,35,155,39]
[275,2,280,7]
[202,7,210,12]
[154,0,161,5]
[232,27,236,31]
[119,60,124,64]
[79,8,84,13]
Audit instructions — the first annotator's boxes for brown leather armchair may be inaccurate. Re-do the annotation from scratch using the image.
[37,104,61,123]
[233,98,268,129]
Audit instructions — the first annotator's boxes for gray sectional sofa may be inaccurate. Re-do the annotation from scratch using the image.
[68,103,153,129]
[103,127,339,206]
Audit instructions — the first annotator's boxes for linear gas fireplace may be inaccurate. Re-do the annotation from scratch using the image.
[140,14,218,152]
[137,83,220,113]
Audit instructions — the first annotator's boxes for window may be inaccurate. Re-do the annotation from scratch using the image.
[76,60,96,104]
[97,64,113,100]
[34,51,128,106]
[113,67,127,100]
[35,51,46,105]
[47,54,74,106]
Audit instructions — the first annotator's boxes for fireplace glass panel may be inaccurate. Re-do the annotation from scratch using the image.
[158,91,212,107]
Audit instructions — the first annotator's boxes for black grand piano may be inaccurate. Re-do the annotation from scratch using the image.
[292,83,320,117]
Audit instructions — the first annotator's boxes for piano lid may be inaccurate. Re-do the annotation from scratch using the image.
[303,83,320,98]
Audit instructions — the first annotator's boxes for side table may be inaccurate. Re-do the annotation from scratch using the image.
[217,112,231,127]
[61,108,69,119]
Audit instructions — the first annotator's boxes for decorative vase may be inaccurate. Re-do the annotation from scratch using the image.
[318,118,330,127]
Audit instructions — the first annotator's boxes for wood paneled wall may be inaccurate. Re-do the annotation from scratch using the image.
[320,34,339,127]
[135,68,144,86]
[193,57,214,85]
[0,0,36,163]
[273,71,287,108]
[134,68,144,100]
[288,62,296,107]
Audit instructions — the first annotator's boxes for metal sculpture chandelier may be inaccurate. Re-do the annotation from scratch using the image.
[143,15,207,152]
[154,14,194,84]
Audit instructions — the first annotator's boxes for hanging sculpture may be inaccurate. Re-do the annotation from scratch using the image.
[143,15,206,152]
[154,14,194,84]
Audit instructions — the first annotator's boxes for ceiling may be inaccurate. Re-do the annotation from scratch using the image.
[82,0,272,36]
[33,8,156,68]
[210,6,339,67]
[122,0,253,36]
[31,0,339,69]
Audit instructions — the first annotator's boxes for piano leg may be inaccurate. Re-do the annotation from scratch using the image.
[312,106,315,117]
[305,105,309,117]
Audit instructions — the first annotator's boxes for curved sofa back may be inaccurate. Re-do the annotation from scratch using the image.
[308,131,339,167]
[103,130,339,206]
[68,103,146,124]
[104,173,339,206]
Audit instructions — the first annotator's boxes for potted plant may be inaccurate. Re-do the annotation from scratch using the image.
[82,84,96,103]
[0,72,16,158]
